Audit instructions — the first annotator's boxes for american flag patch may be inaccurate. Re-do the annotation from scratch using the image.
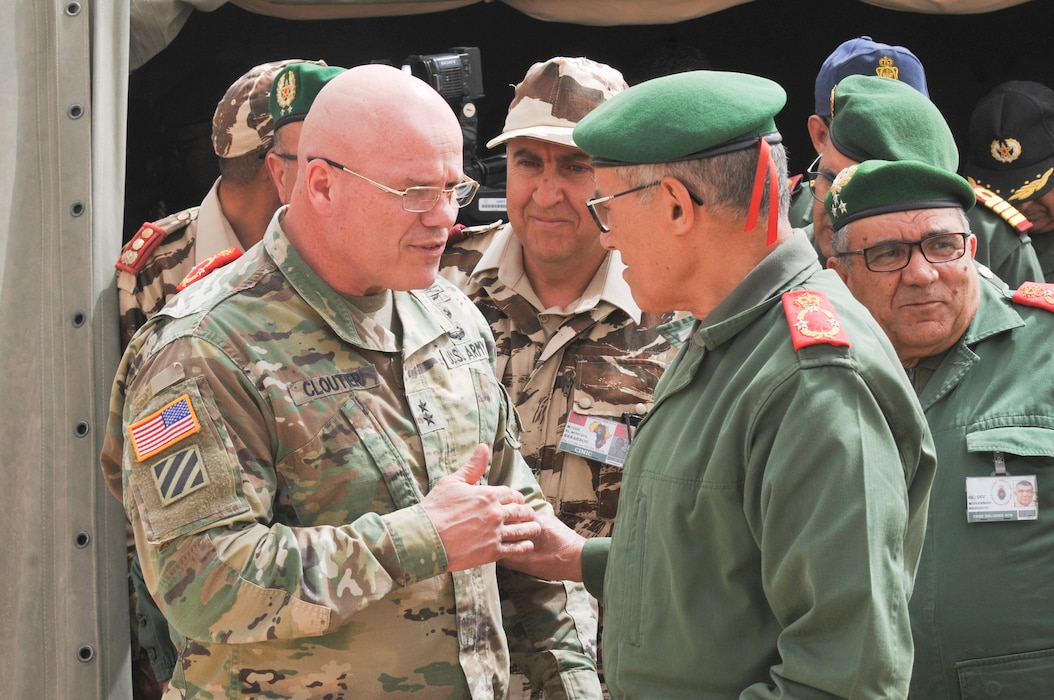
[128,394,200,462]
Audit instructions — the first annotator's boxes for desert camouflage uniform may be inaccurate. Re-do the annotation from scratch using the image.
[100,214,599,699]
[440,224,682,699]
[115,180,243,347]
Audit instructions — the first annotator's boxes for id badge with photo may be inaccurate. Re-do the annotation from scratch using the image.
[557,410,632,468]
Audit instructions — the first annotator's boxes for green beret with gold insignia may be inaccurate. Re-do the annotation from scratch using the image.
[825,159,975,230]
[573,70,787,165]
[827,75,958,171]
[270,63,347,130]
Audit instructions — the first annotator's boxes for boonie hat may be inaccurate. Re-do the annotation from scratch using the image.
[574,70,786,243]
[814,36,928,117]
[828,75,957,171]
[270,63,347,130]
[212,58,321,158]
[825,159,975,231]
[486,56,627,150]
[965,80,1054,202]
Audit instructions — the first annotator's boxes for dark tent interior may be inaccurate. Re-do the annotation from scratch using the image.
[124,0,1054,240]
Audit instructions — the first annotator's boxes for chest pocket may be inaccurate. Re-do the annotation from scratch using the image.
[966,425,1054,467]
[568,356,665,419]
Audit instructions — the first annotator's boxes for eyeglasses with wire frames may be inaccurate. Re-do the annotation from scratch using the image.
[805,153,836,204]
[309,156,480,212]
[586,179,704,233]
[833,232,971,272]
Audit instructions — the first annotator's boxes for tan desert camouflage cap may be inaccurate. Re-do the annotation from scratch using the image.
[486,56,627,150]
[211,58,325,158]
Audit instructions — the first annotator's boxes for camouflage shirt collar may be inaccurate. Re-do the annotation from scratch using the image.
[475,224,642,323]
[263,216,448,353]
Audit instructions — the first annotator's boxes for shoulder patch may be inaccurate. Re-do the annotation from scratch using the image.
[782,289,851,350]
[973,185,1033,233]
[115,207,199,274]
[1012,281,1054,311]
[176,246,243,291]
[445,219,503,247]
[128,394,201,462]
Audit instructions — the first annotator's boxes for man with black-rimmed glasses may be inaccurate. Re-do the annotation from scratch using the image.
[827,158,1054,699]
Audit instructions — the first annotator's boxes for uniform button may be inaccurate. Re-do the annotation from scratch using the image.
[635,403,647,414]
[577,396,593,409]
[539,314,549,323]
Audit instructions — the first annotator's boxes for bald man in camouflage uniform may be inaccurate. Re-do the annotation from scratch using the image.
[101,64,600,699]
[440,57,682,698]
[115,59,322,348]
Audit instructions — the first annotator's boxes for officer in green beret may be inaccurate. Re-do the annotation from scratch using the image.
[265,62,348,204]
[827,159,1054,699]
[809,75,1041,288]
[502,70,935,698]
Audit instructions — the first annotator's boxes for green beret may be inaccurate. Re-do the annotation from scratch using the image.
[573,70,787,165]
[825,159,975,230]
[270,63,347,130]
[827,75,958,171]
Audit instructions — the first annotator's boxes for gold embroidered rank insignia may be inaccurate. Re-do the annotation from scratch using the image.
[1012,281,1054,311]
[782,290,851,350]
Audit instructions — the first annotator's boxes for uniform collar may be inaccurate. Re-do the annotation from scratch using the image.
[474,223,642,323]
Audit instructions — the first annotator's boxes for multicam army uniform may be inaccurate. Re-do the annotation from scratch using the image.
[100,216,599,699]
[115,179,242,347]
[440,225,680,697]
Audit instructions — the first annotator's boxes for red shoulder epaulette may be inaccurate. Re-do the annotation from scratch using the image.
[781,289,851,350]
[115,208,198,274]
[973,185,1033,233]
[787,173,803,195]
[1011,281,1054,311]
[176,247,243,291]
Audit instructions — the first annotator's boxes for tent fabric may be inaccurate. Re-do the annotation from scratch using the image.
[1,0,132,698]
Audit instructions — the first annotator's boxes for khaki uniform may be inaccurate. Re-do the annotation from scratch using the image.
[116,178,242,346]
[101,216,599,699]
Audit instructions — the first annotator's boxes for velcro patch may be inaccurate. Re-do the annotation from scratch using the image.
[782,289,851,350]
[440,339,489,369]
[129,394,201,461]
[152,446,209,506]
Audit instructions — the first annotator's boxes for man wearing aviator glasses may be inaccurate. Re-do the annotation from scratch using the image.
[827,159,1054,699]
[101,64,600,698]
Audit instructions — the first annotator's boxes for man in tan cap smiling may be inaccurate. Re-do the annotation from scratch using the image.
[502,69,935,698]
[440,56,682,697]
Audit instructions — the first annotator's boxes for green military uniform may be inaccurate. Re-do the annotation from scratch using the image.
[580,232,936,697]
[100,217,599,698]
[908,274,1054,698]
[1030,234,1054,281]
[440,222,680,700]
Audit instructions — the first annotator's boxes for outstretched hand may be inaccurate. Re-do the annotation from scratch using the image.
[421,444,542,572]
[500,508,586,583]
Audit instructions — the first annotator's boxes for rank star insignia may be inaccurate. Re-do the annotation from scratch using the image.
[1012,281,1054,310]
[782,289,851,350]
[418,400,435,425]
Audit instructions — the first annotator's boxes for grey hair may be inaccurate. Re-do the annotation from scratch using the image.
[611,141,791,222]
